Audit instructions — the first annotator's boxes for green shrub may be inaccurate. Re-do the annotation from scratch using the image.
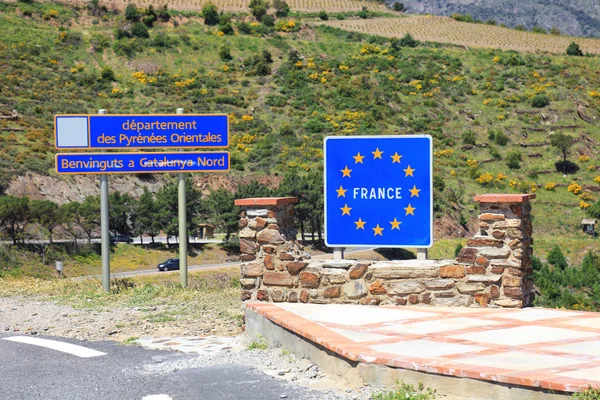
[249,0,269,21]
[547,245,568,270]
[151,32,176,48]
[125,3,139,21]
[454,242,463,257]
[574,386,600,399]
[131,22,149,38]
[567,42,584,57]
[461,130,476,145]
[399,33,418,48]
[100,66,116,82]
[489,130,509,146]
[90,34,111,52]
[273,0,290,17]
[219,14,234,35]
[318,10,328,20]
[506,151,521,169]
[358,6,369,19]
[372,382,436,400]
[262,14,275,27]
[531,93,550,108]
[265,94,287,107]
[279,123,294,136]
[489,146,501,160]
[219,45,232,61]
[393,2,405,12]
[202,1,219,25]
[532,26,546,34]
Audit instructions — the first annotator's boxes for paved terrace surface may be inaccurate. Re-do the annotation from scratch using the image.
[247,303,600,393]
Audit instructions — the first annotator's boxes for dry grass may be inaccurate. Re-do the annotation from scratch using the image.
[319,16,600,54]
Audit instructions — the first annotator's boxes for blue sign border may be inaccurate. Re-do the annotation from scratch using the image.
[54,114,229,150]
[323,135,433,248]
[56,152,230,175]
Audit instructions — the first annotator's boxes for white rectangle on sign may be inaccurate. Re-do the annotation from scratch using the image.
[56,116,89,148]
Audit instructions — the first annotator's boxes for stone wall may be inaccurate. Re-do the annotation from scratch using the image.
[237,194,535,308]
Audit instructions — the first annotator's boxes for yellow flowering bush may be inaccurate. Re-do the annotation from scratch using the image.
[338,64,349,71]
[579,191,595,201]
[497,114,505,120]
[544,182,556,191]
[466,159,478,167]
[568,182,582,195]
[493,56,500,63]
[450,170,456,176]
[275,20,298,32]
[241,115,254,122]
[433,149,454,158]
[579,155,590,163]
[475,172,494,185]
[174,78,195,88]
[589,91,600,98]
[509,179,518,188]
[595,176,600,184]
[580,201,591,209]
[483,98,493,106]
[132,71,156,84]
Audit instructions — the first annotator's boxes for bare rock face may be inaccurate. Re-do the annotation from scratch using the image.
[6,172,283,205]
[7,173,169,204]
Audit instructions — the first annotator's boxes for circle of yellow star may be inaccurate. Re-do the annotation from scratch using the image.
[354,218,366,230]
[404,165,415,177]
[404,204,416,216]
[390,152,402,164]
[409,185,421,197]
[341,204,352,216]
[341,166,352,178]
[372,224,384,236]
[390,218,401,230]
[372,148,383,159]
[353,152,365,164]
[336,185,347,198]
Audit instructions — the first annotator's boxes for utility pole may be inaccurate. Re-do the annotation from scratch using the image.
[177,108,188,288]
[98,109,110,292]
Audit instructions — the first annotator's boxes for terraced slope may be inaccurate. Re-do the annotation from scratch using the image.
[320,16,600,54]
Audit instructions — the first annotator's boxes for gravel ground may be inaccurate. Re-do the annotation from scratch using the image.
[143,340,379,400]
[0,296,241,341]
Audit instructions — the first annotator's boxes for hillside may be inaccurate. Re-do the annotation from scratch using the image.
[0,1,600,246]
[395,0,600,38]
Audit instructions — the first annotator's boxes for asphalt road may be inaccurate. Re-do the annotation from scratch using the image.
[0,334,317,400]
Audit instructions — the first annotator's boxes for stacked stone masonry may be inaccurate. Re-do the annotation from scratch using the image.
[237,194,535,309]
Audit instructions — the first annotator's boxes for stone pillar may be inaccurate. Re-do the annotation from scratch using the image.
[456,194,535,308]
[235,197,308,303]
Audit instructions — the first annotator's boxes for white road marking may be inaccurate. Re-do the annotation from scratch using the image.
[2,336,106,358]
[142,395,173,400]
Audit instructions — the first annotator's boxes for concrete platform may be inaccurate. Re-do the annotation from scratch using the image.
[245,303,600,399]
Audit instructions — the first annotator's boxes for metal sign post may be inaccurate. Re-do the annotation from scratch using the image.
[98,109,110,292]
[177,108,188,288]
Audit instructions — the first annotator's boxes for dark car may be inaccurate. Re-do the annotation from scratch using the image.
[110,234,134,245]
[157,258,180,272]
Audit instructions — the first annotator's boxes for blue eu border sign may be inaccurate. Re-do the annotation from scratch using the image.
[56,152,229,175]
[324,136,433,248]
[54,114,229,149]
